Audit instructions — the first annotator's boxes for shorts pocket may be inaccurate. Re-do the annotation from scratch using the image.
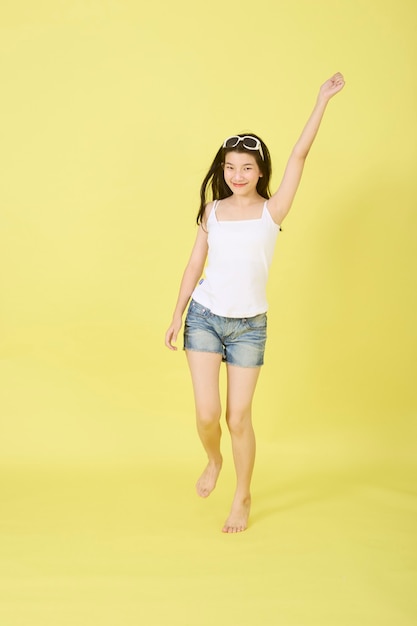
[188,300,210,318]
[245,313,267,330]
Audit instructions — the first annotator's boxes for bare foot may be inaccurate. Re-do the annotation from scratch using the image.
[222,494,251,533]
[196,458,222,498]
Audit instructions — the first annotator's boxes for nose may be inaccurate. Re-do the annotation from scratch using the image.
[232,169,244,181]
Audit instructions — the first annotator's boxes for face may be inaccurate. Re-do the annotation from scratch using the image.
[223,151,263,196]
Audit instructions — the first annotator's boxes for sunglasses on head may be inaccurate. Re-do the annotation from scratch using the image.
[222,135,264,161]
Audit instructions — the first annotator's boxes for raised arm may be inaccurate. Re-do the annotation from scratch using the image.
[267,72,345,225]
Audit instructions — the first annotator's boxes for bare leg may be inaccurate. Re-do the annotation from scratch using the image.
[222,364,261,533]
[186,350,223,497]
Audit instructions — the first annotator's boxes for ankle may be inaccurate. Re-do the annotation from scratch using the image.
[234,491,251,505]
[208,455,223,467]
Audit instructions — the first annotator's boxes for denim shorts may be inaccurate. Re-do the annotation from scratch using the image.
[184,299,267,368]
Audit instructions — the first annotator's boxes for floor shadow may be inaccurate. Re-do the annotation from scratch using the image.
[250,461,402,526]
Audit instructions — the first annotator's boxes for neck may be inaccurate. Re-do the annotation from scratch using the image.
[228,190,263,206]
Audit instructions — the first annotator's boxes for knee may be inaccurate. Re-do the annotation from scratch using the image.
[196,406,221,430]
[226,410,251,436]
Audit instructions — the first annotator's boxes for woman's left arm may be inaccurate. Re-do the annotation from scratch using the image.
[268,72,345,226]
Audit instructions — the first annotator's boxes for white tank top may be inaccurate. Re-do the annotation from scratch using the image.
[192,200,280,317]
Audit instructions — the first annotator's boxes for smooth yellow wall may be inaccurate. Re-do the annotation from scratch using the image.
[1,0,416,464]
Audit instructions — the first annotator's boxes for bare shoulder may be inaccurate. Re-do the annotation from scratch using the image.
[204,200,215,219]
[200,201,215,230]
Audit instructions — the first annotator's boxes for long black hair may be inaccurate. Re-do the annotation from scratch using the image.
[196,133,272,226]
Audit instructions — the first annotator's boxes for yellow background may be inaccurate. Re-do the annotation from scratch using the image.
[1,1,416,624]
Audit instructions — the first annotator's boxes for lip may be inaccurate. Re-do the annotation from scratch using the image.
[232,183,247,188]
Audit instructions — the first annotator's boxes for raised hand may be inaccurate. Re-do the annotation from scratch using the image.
[319,72,345,101]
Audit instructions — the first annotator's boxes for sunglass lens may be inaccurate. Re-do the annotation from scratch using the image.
[243,137,258,149]
[224,137,239,148]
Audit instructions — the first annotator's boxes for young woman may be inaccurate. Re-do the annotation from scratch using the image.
[165,73,345,533]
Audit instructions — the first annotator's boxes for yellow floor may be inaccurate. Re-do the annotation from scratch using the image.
[1,451,416,625]
[0,350,416,625]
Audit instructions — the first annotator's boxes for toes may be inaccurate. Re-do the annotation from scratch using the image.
[196,462,222,498]
[222,522,246,533]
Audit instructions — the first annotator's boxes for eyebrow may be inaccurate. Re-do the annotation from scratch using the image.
[225,161,254,166]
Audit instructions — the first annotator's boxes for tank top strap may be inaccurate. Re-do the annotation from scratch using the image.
[264,200,282,230]
[207,200,219,224]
